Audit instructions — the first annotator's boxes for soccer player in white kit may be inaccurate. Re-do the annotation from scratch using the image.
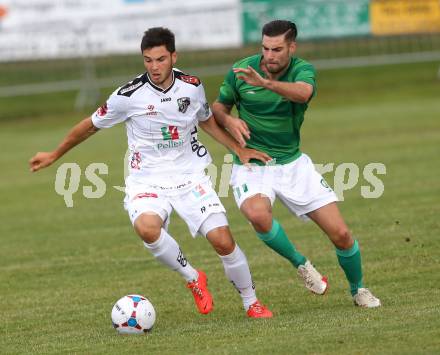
[29,27,273,318]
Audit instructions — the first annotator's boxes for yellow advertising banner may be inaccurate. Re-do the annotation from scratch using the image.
[371,0,440,35]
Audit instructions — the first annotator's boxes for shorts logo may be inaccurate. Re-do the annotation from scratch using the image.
[177,97,190,113]
[234,184,248,199]
[192,184,206,198]
[320,178,332,190]
[161,125,179,140]
[200,202,219,214]
[97,103,108,117]
[133,192,158,200]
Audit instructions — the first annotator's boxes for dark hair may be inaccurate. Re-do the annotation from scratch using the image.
[262,20,297,42]
[141,27,175,53]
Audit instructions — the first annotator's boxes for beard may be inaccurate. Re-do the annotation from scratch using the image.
[265,62,288,75]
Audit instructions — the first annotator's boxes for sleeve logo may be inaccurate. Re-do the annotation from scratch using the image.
[97,103,108,117]
[180,75,200,85]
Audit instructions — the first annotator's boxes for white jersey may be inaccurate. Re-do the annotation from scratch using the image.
[91,69,212,181]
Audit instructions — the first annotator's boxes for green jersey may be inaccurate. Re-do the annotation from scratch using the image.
[217,54,316,165]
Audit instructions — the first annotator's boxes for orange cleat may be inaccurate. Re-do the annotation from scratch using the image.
[187,270,213,315]
[247,300,273,318]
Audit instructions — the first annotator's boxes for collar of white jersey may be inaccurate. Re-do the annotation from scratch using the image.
[146,70,176,94]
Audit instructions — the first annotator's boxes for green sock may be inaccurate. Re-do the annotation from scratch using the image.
[256,219,306,268]
[336,240,364,296]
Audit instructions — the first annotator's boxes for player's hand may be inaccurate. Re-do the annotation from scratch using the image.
[233,66,267,88]
[29,152,57,172]
[225,116,250,147]
[236,147,272,165]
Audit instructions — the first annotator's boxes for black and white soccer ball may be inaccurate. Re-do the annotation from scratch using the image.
[111,294,156,334]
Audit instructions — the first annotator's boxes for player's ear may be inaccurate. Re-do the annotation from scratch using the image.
[289,41,296,56]
[171,51,177,65]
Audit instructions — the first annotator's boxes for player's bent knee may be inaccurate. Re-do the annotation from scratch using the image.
[202,213,235,256]
[208,226,236,255]
[133,214,163,243]
[333,227,353,250]
[135,225,162,243]
[242,208,272,232]
[249,215,272,234]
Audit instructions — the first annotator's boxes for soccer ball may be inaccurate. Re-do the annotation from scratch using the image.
[111,294,156,334]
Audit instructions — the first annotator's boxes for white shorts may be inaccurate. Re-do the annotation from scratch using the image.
[124,172,226,237]
[230,153,338,220]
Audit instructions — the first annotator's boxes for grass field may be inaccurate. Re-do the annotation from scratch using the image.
[1,61,439,354]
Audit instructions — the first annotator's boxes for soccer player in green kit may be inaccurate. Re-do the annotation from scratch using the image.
[212,20,380,307]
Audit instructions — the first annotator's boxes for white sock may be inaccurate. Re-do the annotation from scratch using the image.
[219,244,257,310]
[144,228,198,282]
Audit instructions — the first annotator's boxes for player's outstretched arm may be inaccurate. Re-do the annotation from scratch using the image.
[29,117,99,172]
[211,101,250,148]
[199,116,271,165]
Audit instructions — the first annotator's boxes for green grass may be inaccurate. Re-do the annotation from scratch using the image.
[1,61,440,354]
